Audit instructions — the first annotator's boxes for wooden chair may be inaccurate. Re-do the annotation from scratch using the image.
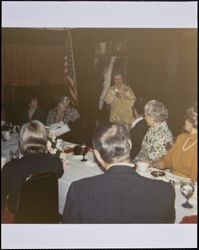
[15,171,61,223]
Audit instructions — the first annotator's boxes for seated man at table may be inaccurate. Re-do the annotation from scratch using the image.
[63,122,175,223]
[19,96,47,125]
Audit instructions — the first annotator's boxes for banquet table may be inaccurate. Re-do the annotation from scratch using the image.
[58,145,197,223]
[1,135,197,223]
[1,132,19,165]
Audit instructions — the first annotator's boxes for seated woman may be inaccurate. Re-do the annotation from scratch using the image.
[133,100,173,163]
[46,95,80,143]
[1,120,64,215]
[19,96,47,125]
[152,106,197,181]
[46,95,80,127]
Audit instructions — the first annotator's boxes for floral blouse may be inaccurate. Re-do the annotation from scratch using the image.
[46,106,80,126]
[133,121,173,163]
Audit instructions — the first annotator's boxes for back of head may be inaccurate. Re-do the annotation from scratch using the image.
[134,97,147,115]
[19,120,47,154]
[92,122,131,164]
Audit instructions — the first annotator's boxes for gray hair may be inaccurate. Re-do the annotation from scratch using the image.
[92,122,131,164]
[185,106,197,129]
[19,120,48,154]
[145,100,168,123]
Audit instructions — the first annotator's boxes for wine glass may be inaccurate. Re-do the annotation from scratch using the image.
[9,122,14,134]
[2,132,6,143]
[180,179,195,208]
[9,149,19,160]
[16,125,21,134]
[81,143,88,162]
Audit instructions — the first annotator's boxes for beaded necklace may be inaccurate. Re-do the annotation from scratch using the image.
[182,137,197,152]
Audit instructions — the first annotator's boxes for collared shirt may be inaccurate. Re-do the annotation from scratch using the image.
[131,117,143,129]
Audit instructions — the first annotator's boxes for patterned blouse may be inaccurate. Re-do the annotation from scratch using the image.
[133,121,173,163]
[46,106,80,126]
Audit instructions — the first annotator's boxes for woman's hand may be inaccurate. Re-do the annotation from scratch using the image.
[151,160,165,170]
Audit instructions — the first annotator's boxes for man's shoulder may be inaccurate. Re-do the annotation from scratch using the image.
[139,175,174,192]
[70,173,104,189]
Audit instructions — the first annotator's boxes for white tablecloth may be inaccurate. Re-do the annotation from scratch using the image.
[59,143,197,223]
[1,138,197,223]
[1,133,19,166]
[58,148,104,215]
[136,167,197,223]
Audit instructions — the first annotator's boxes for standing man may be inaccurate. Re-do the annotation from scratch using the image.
[63,122,175,223]
[104,72,136,129]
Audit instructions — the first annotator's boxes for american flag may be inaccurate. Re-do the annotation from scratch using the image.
[64,29,78,106]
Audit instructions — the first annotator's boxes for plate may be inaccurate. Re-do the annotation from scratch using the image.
[151,170,166,177]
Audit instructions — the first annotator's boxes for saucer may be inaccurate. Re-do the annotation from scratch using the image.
[151,170,166,177]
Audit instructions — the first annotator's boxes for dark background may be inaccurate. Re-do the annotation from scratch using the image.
[1,28,197,141]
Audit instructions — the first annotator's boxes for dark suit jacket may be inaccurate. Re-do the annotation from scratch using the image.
[130,118,148,160]
[1,152,63,213]
[63,165,175,223]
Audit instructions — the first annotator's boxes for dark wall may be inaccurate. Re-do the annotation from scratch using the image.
[72,28,197,136]
[2,83,71,124]
[2,28,197,137]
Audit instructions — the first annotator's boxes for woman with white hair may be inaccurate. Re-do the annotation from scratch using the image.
[133,100,173,163]
[152,105,197,181]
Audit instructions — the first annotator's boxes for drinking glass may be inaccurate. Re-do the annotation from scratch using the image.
[2,132,6,142]
[9,122,14,134]
[81,143,88,162]
[9,149,19,160]
[16,125,21,134]
[180,179,195,208]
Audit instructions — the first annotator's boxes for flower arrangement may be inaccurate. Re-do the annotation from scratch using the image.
[47,131,67,161]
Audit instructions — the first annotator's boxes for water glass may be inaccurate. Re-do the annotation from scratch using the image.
[9,149,19,160]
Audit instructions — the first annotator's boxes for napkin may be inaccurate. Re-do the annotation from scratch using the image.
[64,147,74,154]
[1,157,6,169]
[49,121,70,137]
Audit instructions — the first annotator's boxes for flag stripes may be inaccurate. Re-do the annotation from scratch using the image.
[64,29,78,106]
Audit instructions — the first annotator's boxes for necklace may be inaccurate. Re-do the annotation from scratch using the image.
[182,137,197,152]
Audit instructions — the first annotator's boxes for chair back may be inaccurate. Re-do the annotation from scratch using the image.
[15,171,60,223]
